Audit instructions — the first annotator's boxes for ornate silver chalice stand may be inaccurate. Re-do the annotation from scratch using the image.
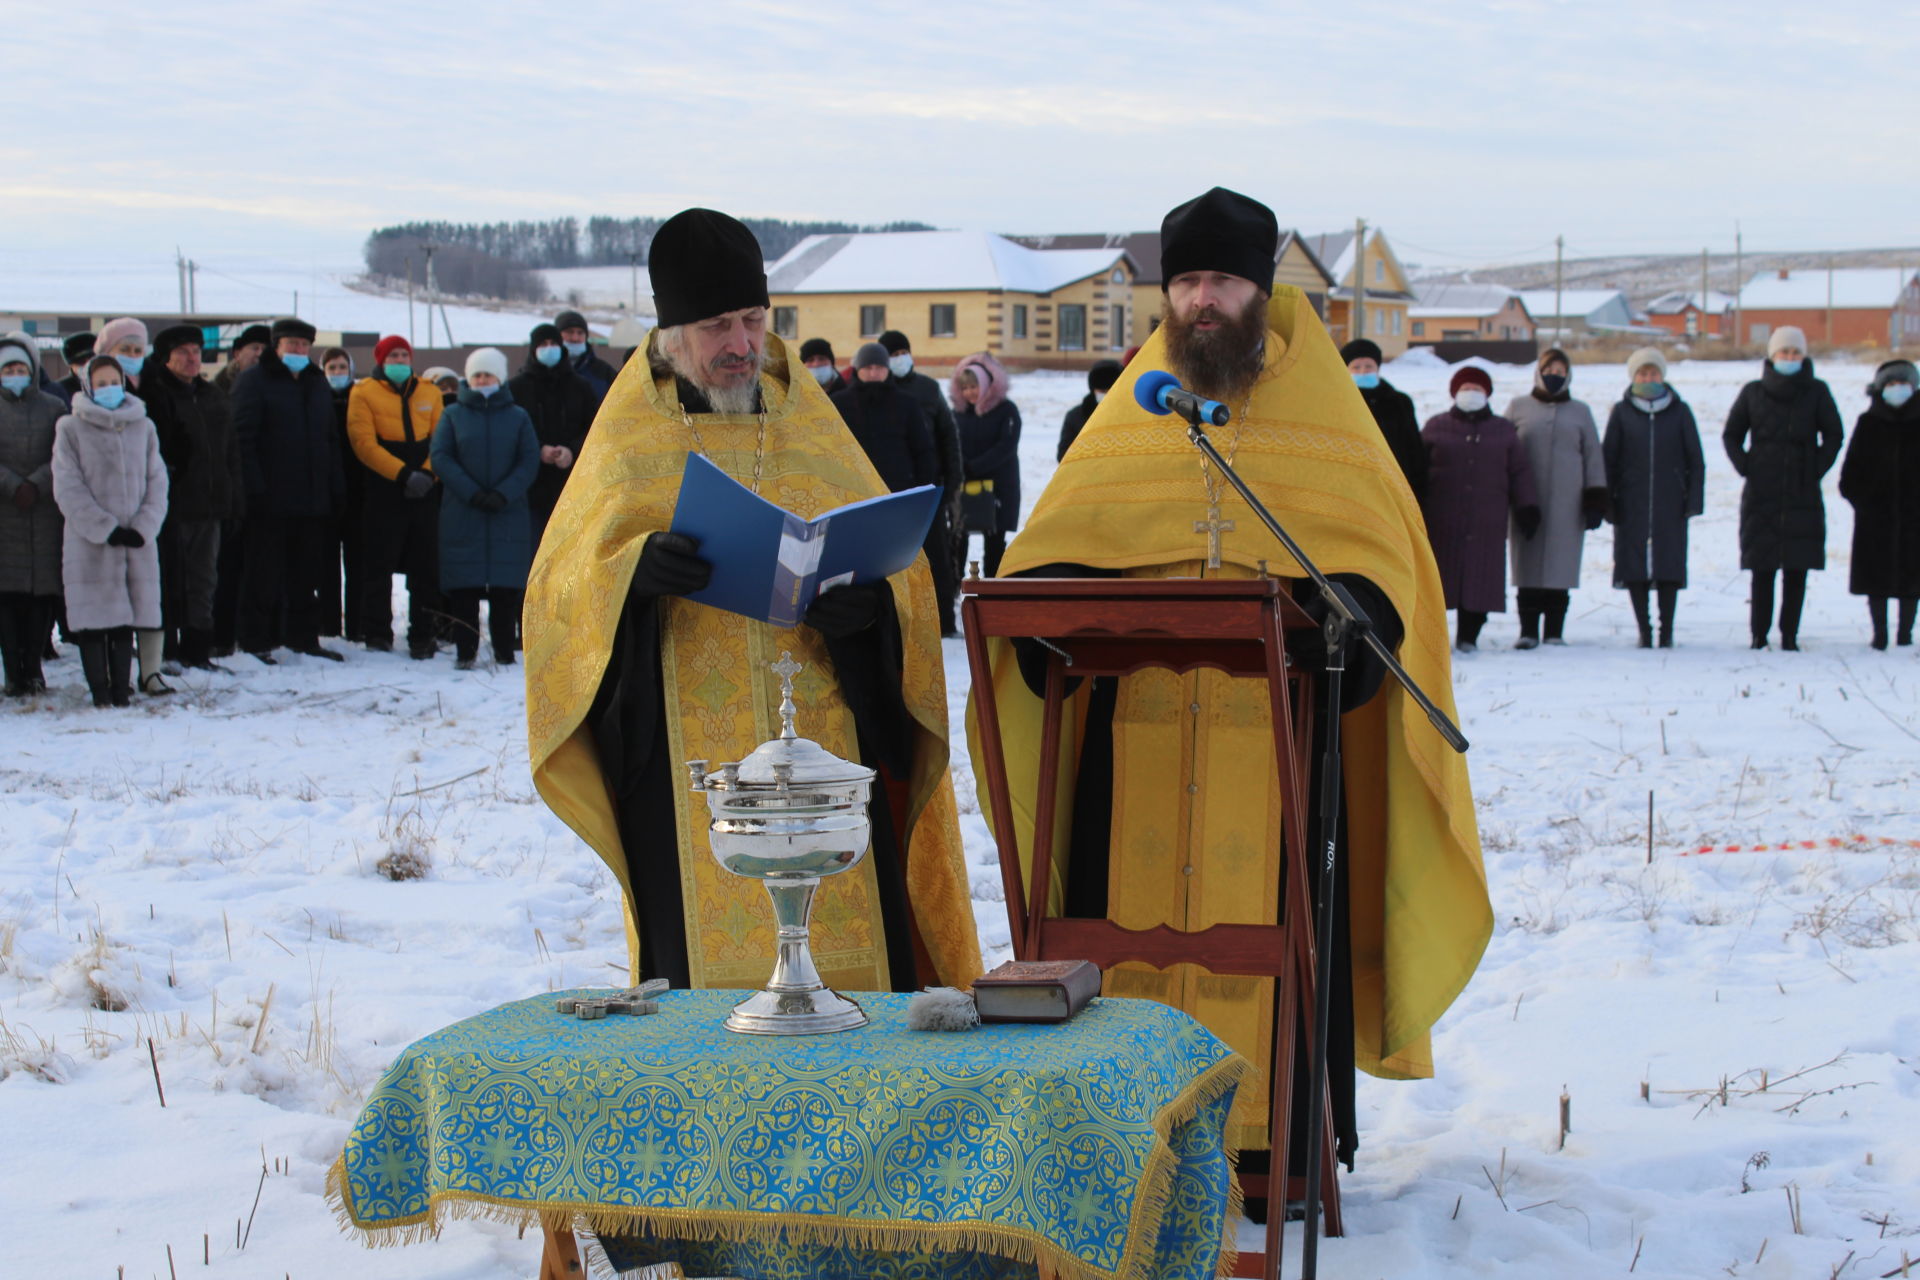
[686,653,873,1035]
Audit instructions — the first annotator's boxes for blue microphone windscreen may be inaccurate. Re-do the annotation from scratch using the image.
[1133,369,1179,415]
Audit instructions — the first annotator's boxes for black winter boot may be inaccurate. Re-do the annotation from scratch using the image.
[1657,584,1677,649]
[78,633,112,707]
[1898,598,1917,647]
[1628,585,1653,649]
[1869,596,1890,651]
[107,629,135,707]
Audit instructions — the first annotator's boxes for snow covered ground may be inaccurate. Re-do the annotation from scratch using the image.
[3,356,1916,1280]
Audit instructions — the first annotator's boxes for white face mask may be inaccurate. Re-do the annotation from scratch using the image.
[1884,382,1915,408]
[809,364,836,386]
[1454,388,1489,413]
[1093,390,1106,403]
[887,353,913,378]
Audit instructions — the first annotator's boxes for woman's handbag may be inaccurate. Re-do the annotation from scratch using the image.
[961,479,998,533]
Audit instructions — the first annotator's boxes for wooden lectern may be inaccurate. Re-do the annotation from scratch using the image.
[961,576,1342,1279]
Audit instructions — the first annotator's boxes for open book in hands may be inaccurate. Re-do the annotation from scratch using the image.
[668,453,940,627]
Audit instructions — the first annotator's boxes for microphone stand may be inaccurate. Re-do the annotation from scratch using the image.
[1180,410,1468,1280]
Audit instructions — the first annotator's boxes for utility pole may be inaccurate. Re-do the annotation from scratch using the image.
[187,260,198,312]
[630,251,640,313]
[422,244,439,348]
[1554,235,1564,349]
[1825,256,1835,348]
[1351,218,1367,346]
[406,255,416,348]
[1700,247,1710,338]
[176,248,188,313]
[1733,221,1744,349]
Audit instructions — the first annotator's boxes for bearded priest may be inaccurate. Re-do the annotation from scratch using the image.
[524,207,981,998]
[971,187,1490,1181]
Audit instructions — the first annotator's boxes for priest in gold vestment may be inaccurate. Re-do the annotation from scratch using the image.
[970,189,1490,1168]
[524,208,981,996]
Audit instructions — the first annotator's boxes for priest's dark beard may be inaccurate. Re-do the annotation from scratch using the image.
[1160,293,1268,404]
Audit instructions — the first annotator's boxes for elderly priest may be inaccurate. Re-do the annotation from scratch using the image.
[523,207,981,997]
[972,187,1491,1177]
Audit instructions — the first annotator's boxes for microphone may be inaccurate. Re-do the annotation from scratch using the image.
[1133,370,1230,427]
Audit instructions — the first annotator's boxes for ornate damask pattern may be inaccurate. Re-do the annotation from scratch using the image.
[332,990,1244,1280]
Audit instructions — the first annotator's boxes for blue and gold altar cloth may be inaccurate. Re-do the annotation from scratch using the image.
[330,989,1246,1280]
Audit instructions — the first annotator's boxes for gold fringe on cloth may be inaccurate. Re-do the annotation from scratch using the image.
[327,1053,1249,1280]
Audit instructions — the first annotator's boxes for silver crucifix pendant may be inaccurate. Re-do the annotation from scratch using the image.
[1195,504,1236,570]
[557,978,671,1020]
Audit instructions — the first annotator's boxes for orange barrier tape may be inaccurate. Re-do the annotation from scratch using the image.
[1682,835,1920,856]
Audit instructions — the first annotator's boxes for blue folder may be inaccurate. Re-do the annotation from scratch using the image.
[668,453,940,627]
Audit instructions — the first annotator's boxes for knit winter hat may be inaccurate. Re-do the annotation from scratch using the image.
[1449,365,1494,396]
[645,208,770,328]
[1767,325,1807,357]
[0,339,33,372]
[528,322,563,348]
[852,342,890,371]
[1159,187,1278,291]
[97,316,149,355]
[1626,347,1668,379]
[553,310,589,334]
[62,332,96,363]
[270,317,317,344]
[422,366,459,385]
[878,329,912,355]
[465,347,508,383]
[798,338,836,363]
[1340,338,1382,366]
[373,335,412,365]
[1087,358,1122,393]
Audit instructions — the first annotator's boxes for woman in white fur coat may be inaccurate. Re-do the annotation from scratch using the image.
[52,356,168,706]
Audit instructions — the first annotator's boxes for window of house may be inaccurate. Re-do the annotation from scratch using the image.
[1412,320,1425,337]
[1374,259,1384,283]
[772,306,798,339]
[860,305,886,337]
[1392,310,1402,335]
[1058,304,1087,351]
[1011,304,1028,339]
[929,303,956,338]
[1111,305,1127,348]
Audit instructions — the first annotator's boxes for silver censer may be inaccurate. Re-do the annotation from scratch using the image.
[686,653,873,1035]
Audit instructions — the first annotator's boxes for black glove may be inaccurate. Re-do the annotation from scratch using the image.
[106,526,145,548]
[804,582,885,639]
[1581,487,1608,531]
[472,489,509,512]
[630,531,711,598]
[1514,504,1542,539]
[400,467,435,499]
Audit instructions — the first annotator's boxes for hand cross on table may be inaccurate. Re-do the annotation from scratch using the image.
[556,979,671,1020]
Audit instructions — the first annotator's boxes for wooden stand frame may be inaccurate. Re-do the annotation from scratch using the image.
[961,576,1342,1278]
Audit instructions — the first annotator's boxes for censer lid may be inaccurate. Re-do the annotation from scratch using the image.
[733,653,874,788]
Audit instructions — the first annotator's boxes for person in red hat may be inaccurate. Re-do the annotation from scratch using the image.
[1419,365,1540,652]
[346,335,444,657]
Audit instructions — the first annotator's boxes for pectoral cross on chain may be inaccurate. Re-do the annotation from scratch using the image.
[1195,503,1236,570]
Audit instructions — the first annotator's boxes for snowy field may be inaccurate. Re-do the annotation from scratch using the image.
[3,355,1917,1280]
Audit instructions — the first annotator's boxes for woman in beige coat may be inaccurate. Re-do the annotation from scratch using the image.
[52,356,168,706]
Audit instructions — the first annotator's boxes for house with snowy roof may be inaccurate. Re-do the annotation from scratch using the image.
[1006,229,1335,348]
[1644,290,1737,339]
[1514,288,1647,343]
[1408,283,1536,342]
[1303,228,1417,357]
[765,231,1135,370]
[1733,268,1920,349]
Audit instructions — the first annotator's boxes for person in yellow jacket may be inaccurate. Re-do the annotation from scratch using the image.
[521,208,981,998]
[347,336,443,657]
[969,188,1490,1181]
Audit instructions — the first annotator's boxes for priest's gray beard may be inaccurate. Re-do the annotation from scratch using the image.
[1159,292,1268,405]
[653,326,767,415]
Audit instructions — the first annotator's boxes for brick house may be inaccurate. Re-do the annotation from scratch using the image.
[1734,268,1920,349]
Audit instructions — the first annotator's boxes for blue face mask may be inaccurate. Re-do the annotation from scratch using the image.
[475,383,499,397]
[327,373,351,391]
[115,353,144,377]
[1772,358,1803,377]
[1352,372,1380,390]
[535,345,563,367]
[282,353,311,374]
[0,374,28,396]
[563,340,587,359]
[1883,382,1915,408]
[92,385,127,410]
[1632,380,1667,400]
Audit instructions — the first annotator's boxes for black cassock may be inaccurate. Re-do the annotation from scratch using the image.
[1011,564,1402,1174]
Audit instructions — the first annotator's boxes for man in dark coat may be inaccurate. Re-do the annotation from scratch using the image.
[1342,339,1426,498]
[1838,359,1920,649]
[797,337,846,395]
[507,323,597,549]
[554,309,616,400]
[142,325,244,670]
[55,334,94,406]
[830,343,939,493]
[1056,359,1121,461]
[230,318,345,663]
[1722,326,1843,650]
[879,330,964,634]
[211,324,271,653]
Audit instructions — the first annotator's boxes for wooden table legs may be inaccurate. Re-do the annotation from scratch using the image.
[538,1224,584,1279]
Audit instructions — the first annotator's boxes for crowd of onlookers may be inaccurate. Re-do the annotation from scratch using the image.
[4,311,1915,704]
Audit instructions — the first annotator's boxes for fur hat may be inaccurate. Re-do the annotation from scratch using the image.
[1087,358,1122,393]
[270,317,316,344]
[1159,187,1278,291]
[373,335,412,366]
[1449,365,1494,396]
[553,310,589,334]
[878,329,912,355]
[1870,359,1917,393]
[1767,325,1807,357]
[852,342,890,371]
[62,332,96,363]
[465,347,508,383]
[97,316,149,356]
[645,208,769,328]
[232,323,271,352]
[1626,347,1668,379]
[798,338,836,364]
[1340,338,1382,366]
[152,324,204,363]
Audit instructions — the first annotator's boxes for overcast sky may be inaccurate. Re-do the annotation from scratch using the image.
[5,0,1915,274]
